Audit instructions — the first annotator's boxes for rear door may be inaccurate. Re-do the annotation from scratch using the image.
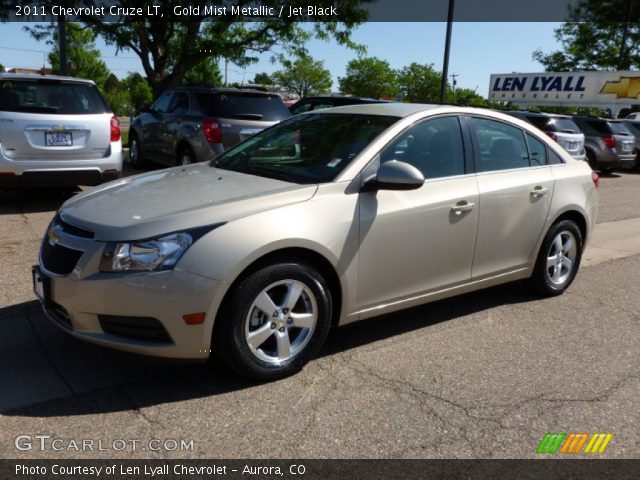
[210,92,291,149]
[141,91,173,161]
[0,78,112,161]
[468,116,555,279]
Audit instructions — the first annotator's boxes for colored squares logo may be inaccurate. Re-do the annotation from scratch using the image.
[537,433,613,454]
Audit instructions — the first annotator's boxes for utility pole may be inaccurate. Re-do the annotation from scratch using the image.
[439,0,455,103]
[58,18,67,76]
[224,58,228,86]
[450,73,458,103]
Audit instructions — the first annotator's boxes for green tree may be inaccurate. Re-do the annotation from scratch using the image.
[397,63,441,103]
[183,57,222,86]
[273,55,332,97]
[253,72,274,85]
[338,57,399,98]
[0,63,5,73]
[448,87,489,107]
[70,0,370,97]
[26,23,109,86]
[122,72,153,112]
[533,0,640,71]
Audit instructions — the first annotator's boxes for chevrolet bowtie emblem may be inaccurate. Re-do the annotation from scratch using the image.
[47,227,59,246]
[51,125,65,132]
[600,77,640,99]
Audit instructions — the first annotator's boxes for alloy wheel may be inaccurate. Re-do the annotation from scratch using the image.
[244,279,318,364]
[545,230,578,286]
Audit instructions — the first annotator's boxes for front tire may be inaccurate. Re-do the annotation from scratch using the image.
[530,220,583,296]
[214,262,332,380]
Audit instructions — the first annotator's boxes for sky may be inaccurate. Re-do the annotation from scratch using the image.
[0,22,562,98]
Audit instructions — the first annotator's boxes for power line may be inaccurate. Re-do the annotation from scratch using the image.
[0,45,49,54]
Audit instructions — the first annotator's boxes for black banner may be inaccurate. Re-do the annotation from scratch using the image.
[1,459,640,480]
[1,0,636,23]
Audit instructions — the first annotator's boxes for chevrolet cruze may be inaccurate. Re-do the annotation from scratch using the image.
[33,104,599,380]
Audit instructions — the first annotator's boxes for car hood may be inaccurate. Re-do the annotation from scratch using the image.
[59,163,318,241]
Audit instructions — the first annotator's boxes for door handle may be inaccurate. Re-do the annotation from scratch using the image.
[530,186,549,198]
[451,201,475,215]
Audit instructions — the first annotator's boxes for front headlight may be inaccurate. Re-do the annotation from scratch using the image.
[100,232,193,272]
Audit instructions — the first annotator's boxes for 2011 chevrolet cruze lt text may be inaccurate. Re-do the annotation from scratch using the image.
[33,104,599,380]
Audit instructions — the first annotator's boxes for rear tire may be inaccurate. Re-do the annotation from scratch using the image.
[129,135,147,168]
[213,262,332,380]
[177,146,195,166]
[530,220,583,297]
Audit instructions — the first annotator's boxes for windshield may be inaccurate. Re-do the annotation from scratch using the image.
[0,79,109,114]
[212,113,399,184]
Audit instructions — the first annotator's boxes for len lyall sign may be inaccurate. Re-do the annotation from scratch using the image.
[489,71,640,106]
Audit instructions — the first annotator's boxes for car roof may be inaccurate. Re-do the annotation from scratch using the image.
[298,96,386,102]
[510,110,572,119]
[0,72,95,84]
[304,102,444,117]
[175,85,278,96]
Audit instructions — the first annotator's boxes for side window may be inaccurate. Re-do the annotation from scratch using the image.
[311,102,334,111]
[526,133,547,166]
[547,148,564,165]
[469,117,529,172]
[152,92,173,113]
[380,116,466,179]
[168,92,189,114]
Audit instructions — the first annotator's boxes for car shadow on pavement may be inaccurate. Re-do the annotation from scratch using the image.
[2,281,540,418]
[0,187,80,215]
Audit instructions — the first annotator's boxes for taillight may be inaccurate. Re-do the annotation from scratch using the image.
[545,131,558,142]
[591,171,600,190]
[602,135,616,149]
[110,116,121,142]
[201,118,222,144]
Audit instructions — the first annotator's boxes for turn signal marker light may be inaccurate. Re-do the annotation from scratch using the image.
[183,312,206,325]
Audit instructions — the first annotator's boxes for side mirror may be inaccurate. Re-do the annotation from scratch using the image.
[368,160,424,191]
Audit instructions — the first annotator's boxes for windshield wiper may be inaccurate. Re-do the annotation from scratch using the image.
[231,113,264,120]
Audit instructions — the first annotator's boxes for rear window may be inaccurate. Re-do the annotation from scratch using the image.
[197,92,291,121]
[608,122,632,135]
[624,121,640,135]
[0,79,109,114]
[527,116,579,133]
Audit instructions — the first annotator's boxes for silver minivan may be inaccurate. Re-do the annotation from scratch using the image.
[0,73,122,186]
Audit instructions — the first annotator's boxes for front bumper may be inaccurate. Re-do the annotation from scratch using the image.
[35,228,220,359]
[0,142,123,186]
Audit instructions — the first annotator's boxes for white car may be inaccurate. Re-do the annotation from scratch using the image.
[0,73,122,187]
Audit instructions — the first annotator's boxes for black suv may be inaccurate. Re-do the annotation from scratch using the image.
[289,96,387,116]
[572,115,636,173]
[129,86,291,167]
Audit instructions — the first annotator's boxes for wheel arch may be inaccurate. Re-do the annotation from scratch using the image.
[213,246,344,338]
[548,209,588,244]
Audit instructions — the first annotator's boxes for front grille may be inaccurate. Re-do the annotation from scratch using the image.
[45,301,73,330]
[98,315,173,344]
[55,215,94,239]
[41,241,84,275]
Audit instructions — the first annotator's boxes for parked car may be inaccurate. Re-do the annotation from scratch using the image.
[572,115,636,173]
[505,111,586,161]
[0,73,122,186]
[34,104,598,380]
[129,86,291,167]
[622,119,640,170]
[624,112,640,121]
[289,95,387,115]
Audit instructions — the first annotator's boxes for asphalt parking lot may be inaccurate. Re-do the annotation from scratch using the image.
[0,168,638,459]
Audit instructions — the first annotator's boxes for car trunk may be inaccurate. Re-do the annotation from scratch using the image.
[555,132,585,157]
[609,122,635,154]
[0,111,112,160]
[199,91,291,150]
[0,78,112,160]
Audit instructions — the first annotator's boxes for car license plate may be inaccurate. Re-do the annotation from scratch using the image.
[567,142,577,150]
[32,266,50,304]
[45,131,72,146]
[623,143,633,151]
